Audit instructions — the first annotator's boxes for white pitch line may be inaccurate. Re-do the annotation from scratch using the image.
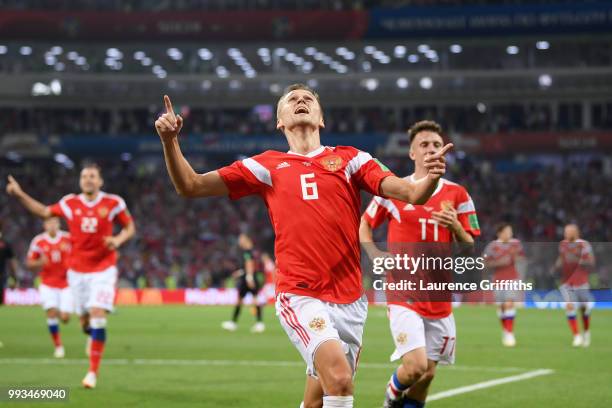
[0,358,532,373]
[427,369,555,402]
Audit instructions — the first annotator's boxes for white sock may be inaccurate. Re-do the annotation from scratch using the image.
[322,395,353,407]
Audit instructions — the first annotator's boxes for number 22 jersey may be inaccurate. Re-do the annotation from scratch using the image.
[219,145,394,304]
[48,192,132,273]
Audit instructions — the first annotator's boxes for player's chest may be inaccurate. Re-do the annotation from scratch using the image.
[395,196,455,222]
[70,205,112,233]
[40,241,69,261]
[268,157,356,202]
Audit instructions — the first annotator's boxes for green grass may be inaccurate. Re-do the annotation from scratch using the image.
[0,305,610,407]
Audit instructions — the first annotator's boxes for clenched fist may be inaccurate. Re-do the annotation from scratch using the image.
[155,95,184,142]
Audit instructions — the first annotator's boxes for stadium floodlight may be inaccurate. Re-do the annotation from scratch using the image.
[408,54,419,63]
[269,83,282,94]
[418,44,430,53]
[394,45,407,58]
[302,61,314,73]
[536,41,550,50]
[425,50,438,59]
[32,82,50,96]
[304,47,317,56]
[141,57,152,66]
[167,48,183,60]
[229,80,241,90]
[257,48,270,56]
[322,56,332,65]
[430,56,440,63]
[54,62,65,71]
[336,65,348,74]
[49,79,62,95]
[364,45,376,54]
[106,48,122,58]
[155,71,167,79]
[477,102,487,113]
[362,78,379,91]
[50,46,62,55]
[307,79,318,88]
[314,52,325,61]
[67,51,79,60]
[274,48,287,57]
[201,80,212,90]
[112,61,123,70]
[121,153,132,161]
[379,56,391,64]
[419,77,433,89]
[343,51,355,60]
[198,48,213,60]
[0,45,7,54]
[245,70,257,78]
[450,44,463,54]
[396,77,409,89]
[228,48,241,58]
[134,51,146,60]
[45,55,56,66]
[152,65,164,74]
[506,45,519,55]
[75,56,86,66]
[216,66,229,78]
[538,74,552,87]
[105,58,116,66]
[362,61,372,72]
[294,57,304,65]
[19,46,32,56]
[285,52,297,62]
[336,47,348,55]
[373,50,385,59]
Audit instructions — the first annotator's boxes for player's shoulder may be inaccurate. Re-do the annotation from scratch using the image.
[59,193,78,203]
[245,150,286,167]
[330,145,369,159]
[101,192,126,206]
[59,231,71,240]
[31,233,47,244]
[440,178,468,193]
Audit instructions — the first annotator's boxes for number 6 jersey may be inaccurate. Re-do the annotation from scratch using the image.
[48,192,133,273]
[218,145,394,304]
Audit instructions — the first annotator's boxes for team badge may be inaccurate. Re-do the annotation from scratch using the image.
[440,200,454,211]
[396,332,408,345]
[319,155,343,172]
[97,207,109,218]
[309,317,327,332]
[60,242,70,252]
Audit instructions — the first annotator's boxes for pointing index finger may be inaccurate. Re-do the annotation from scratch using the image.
[164,95,175,116]
[434,143,454,158]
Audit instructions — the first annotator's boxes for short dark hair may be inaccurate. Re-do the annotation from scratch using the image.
[408,120,443,145]
[276,83,322,115]
[495,222,512,235]
[82,162,102,177]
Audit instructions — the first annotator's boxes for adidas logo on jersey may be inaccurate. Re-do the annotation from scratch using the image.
[302,162,312,167]
[276,162,290,169]
[403,204,415,211]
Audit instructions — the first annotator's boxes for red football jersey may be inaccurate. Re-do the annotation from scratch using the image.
[483,239,525,281]
[559,239,594,287]
[218,145,394,303]
[27,231,71,288]
[363,177,480,318]
[48,192,132,273]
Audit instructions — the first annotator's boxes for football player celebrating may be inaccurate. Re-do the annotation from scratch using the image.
[26,217,73,358]
[7,164,135,388]
[484,223,526,347]
[155,85,451,408]
[360,120,480,408]
[552,224,595,347]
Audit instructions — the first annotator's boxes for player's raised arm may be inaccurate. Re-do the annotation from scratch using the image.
[155,95,229,198]
[380,143,453,204]
[6,175,52,219]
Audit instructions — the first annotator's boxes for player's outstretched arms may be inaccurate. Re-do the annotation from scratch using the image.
[155,95,229,198]
[6,175,52,219]
[380,143,453,204]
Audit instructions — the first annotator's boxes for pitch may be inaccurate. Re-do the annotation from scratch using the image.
[0,305,610,407]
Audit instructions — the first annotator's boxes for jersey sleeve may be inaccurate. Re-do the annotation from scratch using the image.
[47,194,74,220]
[345,150,394,196]
[109,196,133,227]
[363,197,391,229]
[27,238,42,260]
[218,156,271,200]
[456,188,480,237]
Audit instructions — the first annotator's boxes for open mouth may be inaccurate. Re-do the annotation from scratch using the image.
[294,106,309,114]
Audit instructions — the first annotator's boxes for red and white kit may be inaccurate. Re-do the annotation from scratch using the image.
[28,231,73,313]
[48,192,132,314]
[219,145,393,375]
[558,239,595,304]
[484,238,525,302]
[364,177,480,364]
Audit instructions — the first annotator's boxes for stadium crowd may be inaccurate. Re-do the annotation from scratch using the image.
[2,153,610,290]
[3,102,610,136]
